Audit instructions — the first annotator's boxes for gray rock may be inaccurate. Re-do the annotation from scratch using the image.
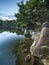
[25,54,31,62]
[21,44,26,48]
[30,23,49,59]
[23,49,28,53]
[42,22,49,28]
[20,41,26,45]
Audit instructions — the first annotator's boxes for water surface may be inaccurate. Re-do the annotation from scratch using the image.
[0,31,24,65]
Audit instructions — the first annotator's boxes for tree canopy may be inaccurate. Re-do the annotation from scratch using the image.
[15,0,49,31]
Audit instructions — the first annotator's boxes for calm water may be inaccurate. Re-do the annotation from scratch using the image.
[0,31,24,65]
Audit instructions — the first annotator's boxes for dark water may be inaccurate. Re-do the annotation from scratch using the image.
[0,31,24,65]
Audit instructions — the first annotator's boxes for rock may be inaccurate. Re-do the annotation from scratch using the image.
[42,22,49,28]
[21,44,26,48]
[26,38,30,41]
[30,37,39,55]
[23,49,28,53]
[25,54,31,62]
[30,22,49,59]
[25,31,32,38]
[25,54,44,65]
[33,56,44,65]
[20,40,26,45]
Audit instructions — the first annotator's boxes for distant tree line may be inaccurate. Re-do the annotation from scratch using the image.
[0,0,49,34]
[0,19,17,30]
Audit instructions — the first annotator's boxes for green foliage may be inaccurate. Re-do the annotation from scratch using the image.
[15,0,49,31]
[0,20,17,30]
[0,19,3,29]
[14,0,40,35]
[45,0,49,6]
[0,0,49,35]
[14,38,34,65]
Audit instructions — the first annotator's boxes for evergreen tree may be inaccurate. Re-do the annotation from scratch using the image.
[15,0,49,36]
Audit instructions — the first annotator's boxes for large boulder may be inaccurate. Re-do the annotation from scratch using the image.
[30,22,49,59]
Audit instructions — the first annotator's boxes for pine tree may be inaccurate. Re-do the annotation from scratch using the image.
[15,0,49,31]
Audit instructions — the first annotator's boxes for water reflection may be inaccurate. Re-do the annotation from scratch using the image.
[0,31,24,65]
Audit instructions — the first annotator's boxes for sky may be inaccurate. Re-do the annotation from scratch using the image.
[0,0,26,20]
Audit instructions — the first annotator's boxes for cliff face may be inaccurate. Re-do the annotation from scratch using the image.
[30,22,49,59]
[30,28,49,58]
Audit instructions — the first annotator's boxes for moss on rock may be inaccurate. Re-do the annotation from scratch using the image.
[13,38,44,65]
